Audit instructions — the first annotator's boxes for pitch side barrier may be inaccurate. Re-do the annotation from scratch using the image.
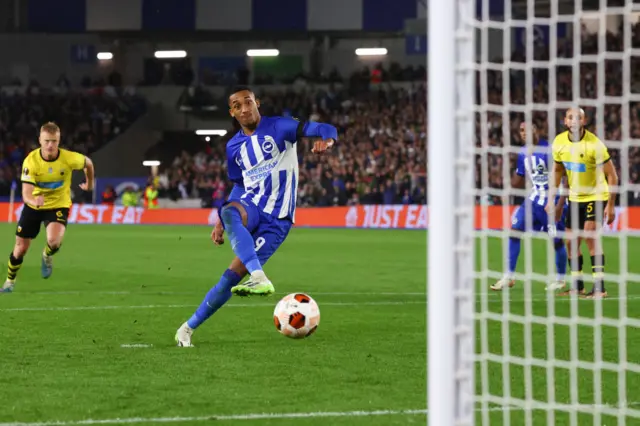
[0,203,635,231]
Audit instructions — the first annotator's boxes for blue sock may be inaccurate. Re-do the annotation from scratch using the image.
[187,269,243,329]
[508,237,521,276]
[554,239,568,280]
[221,207,262,274]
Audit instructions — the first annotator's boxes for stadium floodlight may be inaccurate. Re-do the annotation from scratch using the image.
[246,49,280,57]
[195,129,227,136]
[154,50,187,59]
[96,52,113,61]
[355,48,388,56]
[142,160,161,167]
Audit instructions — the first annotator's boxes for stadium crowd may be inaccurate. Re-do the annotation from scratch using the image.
[479,21,640,206]
[5,26,640,208]
[0,82,146,197]
[157,82,428,207]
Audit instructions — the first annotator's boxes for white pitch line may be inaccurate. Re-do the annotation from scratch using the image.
[12,291,427,296]
[4,402,640,426]
[0,300,427,313]
[0,409,427,426]
[120,344,153,348]
[5,293,640,313]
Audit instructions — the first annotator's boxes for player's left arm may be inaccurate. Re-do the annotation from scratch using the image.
[546,139,566,216]
[82,156,96,191]
[597,140,618,223]
[277,117,338,153]
[69,151,95,191]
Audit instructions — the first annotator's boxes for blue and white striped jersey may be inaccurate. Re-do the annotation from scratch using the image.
[226,116,338,222]
[515,139,554,206]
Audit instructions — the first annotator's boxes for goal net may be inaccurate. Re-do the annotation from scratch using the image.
[429,0,640,425]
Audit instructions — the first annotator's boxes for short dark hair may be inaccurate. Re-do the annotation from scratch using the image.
[230,86,253,96]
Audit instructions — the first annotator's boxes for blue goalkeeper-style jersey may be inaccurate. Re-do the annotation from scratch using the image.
[515,139,560,207]
[225,116,337,223]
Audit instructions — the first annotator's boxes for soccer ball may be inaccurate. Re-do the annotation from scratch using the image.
[273,293,320,339]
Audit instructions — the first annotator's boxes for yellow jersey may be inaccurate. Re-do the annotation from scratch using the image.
[551,130,611,202]
[20,148,86,210]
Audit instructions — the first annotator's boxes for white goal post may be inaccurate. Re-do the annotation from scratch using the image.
[428,0,476,425]
[429,0,640,425]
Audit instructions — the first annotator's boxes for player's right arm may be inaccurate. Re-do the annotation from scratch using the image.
[511,151,525,189]
[546,139,566,217]
[20,156,44,208]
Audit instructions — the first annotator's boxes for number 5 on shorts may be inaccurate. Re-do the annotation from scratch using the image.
[255,237,266,252]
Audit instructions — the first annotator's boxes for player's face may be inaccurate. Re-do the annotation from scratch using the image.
[229,91,260,129]
[519,123,538,143]
[564,109,585,133]
[39,131,60,157]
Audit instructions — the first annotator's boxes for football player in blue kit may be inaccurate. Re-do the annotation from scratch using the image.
[491,122,569,291]
[175,87,338,346]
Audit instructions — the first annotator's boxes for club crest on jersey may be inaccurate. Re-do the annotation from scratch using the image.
[262,136,276,154]
[48,167,53,174]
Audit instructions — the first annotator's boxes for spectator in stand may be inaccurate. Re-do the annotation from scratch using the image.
[144,183,159,209]
[121,187,139,207]
[101,185,116,205]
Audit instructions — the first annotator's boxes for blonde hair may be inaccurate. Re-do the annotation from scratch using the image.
[40,122,60,134]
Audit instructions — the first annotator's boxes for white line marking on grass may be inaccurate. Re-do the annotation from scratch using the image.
[0,409,427,426]
[120,344,153,348]
[5,402,640,426]
[4,294,640,314]
[18,290,427,296]
[0,300,427,313]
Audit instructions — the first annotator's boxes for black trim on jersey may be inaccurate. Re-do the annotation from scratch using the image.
[554,160,564,164]
[21,179,35,185]
[568,129,586,143]
[39,148,60,163]
[295,121,305,140]
[597,157,611,166]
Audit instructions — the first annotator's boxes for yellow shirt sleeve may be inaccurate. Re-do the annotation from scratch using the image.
[20,156,36,185]
[551,137,562,163]
[65,150,86,170]
[594,138,611,165]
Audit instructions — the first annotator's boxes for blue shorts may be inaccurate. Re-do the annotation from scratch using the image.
[219,199,292,266]
[511,202,568,234]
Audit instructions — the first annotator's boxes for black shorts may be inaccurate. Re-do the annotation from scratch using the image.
[16,205,69,239]
[565,201,605,230]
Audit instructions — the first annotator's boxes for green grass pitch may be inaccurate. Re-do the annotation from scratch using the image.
[1,224,640,425]
[0,225,426,426]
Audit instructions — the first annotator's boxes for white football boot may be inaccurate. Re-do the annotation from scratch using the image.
[546,281,567,291]
[175,322,194,347]
[0,279,14,293]
[490,277,516,291]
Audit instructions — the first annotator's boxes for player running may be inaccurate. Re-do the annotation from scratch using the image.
[175,86,337,347]
[491,122,569,291]
[546,108,618,299]
[1,122,95,293]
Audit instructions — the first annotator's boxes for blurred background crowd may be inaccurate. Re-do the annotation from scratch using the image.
[3,19,640,208]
